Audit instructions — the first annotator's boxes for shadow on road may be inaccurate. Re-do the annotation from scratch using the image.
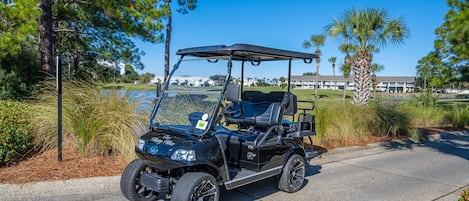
[382,130,469,161]
[154,165,322,201]
[220,165,322,201]
[423,130,469,160]
[383,139,416,150]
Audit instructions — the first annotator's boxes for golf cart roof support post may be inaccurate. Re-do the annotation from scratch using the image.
[209,54,234,135]
[288,58,292,93]
[163,55,185,90]
[241,60,245,95]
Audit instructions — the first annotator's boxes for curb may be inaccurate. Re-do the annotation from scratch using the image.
[0,176,121,200]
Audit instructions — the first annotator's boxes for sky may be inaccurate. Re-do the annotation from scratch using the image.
[134,0,448,79]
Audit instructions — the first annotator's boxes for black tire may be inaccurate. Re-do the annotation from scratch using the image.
[278,154,305,193]
[170,172,219,201]
[120,159,159,201]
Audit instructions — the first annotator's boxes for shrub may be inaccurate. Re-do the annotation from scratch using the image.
[443,104,469,128]
[406,92,439,108]
[370,101,413,138]
[0,100,33,166]
[0,48,42,100]
[460,189,469,201]
[30,81,149,161]
[398,94,446,127]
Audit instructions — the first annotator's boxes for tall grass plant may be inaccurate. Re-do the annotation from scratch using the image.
[442,104,469,128]
[30,81,149,161]
[312,100,414,146]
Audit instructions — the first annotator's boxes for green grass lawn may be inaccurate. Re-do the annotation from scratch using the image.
[103,83,157,91]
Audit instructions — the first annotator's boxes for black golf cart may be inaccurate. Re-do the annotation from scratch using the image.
[120,44,319,201]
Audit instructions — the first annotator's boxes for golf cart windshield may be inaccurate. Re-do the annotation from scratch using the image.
[150,58,228,135]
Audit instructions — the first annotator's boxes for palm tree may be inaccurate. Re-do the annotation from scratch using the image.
[327,8,409,105]
[371,63,384,98]
[339,43,354,99]
[328,57,337,89]
[303,34,326,99]
[340,63,352,99]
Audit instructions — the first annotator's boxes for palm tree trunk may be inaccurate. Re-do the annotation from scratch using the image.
[315,59,319,99]
[343,78,348,99]
[352,50,372,105]
[164,0,172,84]
[39,0,54,75]
[332,64,336,89]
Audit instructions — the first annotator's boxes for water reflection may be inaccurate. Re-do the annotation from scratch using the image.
[103,90,156,112]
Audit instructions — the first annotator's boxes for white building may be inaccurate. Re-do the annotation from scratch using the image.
[291,75,416,93]
[150,76,215,87]
[98,61,126,75]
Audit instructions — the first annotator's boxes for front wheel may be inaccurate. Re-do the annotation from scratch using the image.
[120,159,159,201]
[278,154,305,193]
[170,172,219,201]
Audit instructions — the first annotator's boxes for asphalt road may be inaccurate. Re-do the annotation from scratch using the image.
[1,131,468,201]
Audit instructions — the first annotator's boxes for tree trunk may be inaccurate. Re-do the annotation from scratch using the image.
[372,74,377,99]
[314,51,320,100]
[343,78,348,99]
[352,49,372,105]
[315,60,319,99]
[332,63,336,89]
[423,77,427,91]
[164,0,172,84]
[38,0,54,75]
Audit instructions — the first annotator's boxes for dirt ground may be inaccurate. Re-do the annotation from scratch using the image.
[0,127,453,184]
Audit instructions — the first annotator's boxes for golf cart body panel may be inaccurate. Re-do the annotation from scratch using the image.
[121,44,319,200]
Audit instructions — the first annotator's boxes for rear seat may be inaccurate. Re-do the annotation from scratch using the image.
[225,91,286,130]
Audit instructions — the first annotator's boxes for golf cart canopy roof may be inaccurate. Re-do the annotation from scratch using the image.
[176,43,318,62]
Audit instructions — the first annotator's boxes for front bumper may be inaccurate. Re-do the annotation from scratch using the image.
[140,172,170,193]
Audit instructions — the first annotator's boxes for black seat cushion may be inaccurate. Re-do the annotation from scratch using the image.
[225,101,283,130]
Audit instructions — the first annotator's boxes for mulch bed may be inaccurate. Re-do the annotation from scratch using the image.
[0,144,127,184]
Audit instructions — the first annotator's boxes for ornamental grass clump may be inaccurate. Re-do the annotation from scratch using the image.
[443,104,469,128]
[313,101,373,146]
[30,81,148,161]
[312,100,414,146]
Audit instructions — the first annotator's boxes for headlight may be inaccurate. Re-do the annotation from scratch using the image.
[171,149,196,161]
[137,139,145,151]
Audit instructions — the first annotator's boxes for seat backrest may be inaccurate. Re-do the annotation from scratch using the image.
[226,90,294,130]
[253,102,283,129]
[224,84,240,102]
[282,92,297,116]
[242,91,285,103]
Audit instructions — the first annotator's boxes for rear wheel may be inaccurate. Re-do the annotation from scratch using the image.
[278,154,305,193]
[170,172,219,201]
[120,159,159,201]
